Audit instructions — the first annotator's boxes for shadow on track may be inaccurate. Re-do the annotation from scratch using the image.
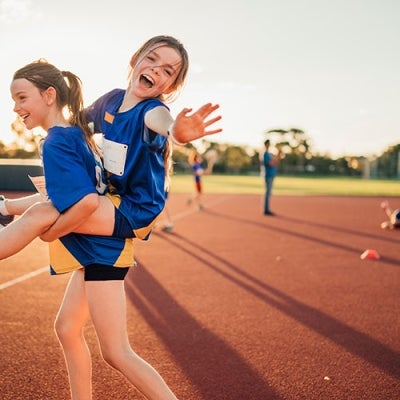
[156,231,400,380]
[125,264,283,400]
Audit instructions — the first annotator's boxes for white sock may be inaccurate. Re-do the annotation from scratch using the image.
[0,199,10,215]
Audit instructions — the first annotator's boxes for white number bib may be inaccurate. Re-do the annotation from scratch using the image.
[103,138,128,176]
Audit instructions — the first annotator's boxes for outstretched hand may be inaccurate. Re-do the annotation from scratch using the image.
[172,103,222,144]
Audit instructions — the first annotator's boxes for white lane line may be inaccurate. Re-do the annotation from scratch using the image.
[0,266,49,291]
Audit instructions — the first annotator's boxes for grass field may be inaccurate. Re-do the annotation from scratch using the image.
[170,174,400,196]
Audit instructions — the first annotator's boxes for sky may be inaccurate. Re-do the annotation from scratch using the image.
[0,0,399,158]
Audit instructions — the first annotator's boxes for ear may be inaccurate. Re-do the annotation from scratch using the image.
[43,86,57,106]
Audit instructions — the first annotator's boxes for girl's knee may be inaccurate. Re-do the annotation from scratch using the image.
[99,344,133,370]
[100,348,120,370]
[25,202,58,229]
[101,350,118,369]
[54,316,70,341]
[54,316,82,344]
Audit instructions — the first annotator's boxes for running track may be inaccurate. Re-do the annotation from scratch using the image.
[1,192,399,399]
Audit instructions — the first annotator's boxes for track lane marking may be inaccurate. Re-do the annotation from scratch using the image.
[0,266,49,291]
[0,195,231,291]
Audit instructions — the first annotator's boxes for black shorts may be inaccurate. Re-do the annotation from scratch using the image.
[84,263,130,281]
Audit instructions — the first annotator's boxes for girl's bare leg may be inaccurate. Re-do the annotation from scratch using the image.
[55,269,92,400]
[3,193,43,215]
[86,280,178,400]
[0,201,59,259]
[71,196,115,235]
[39,196,115,243]
[0,195,114,259]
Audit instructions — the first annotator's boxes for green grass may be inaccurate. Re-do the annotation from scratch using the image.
[170,174,400,196]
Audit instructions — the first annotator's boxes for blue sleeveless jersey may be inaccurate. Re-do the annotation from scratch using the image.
[86,89,168,235]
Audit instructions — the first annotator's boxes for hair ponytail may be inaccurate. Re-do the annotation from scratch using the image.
[61,71,98,154]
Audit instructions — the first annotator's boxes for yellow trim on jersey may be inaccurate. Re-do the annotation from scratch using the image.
[48,237,135,275]
[134,219,157,239]
[105,192,156,240]
[48,240,83,274]
[115,238,135,266]
[105,191,121,207]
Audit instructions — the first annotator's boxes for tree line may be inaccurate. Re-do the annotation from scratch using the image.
[0,123,399,178]
[172,128,400,179]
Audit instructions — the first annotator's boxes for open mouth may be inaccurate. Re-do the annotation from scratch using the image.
[140,74,154,88]
[19,114,29,123]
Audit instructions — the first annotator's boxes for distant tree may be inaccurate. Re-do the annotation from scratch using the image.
[221,145,251,174]
[377,144,400,178]
[171,143,194,173]
[10,117,43,153]
[265,127,312,173]
[304,154,336,175]
[332,156,361,176]
[251,151,262,173]
[0,117,42,158]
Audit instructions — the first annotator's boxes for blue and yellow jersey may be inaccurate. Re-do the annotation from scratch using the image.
[86,90,168,236]
[42,126,134,274]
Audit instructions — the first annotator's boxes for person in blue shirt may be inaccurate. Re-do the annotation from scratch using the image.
[1,36,222,400]
[262,139,281,216]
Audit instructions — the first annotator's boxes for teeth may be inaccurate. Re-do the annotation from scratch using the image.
[142,74,154,85]
[19,114,29,121]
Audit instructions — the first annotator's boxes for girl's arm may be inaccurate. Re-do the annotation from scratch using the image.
[144,103,222,144]
[268,150,282,167]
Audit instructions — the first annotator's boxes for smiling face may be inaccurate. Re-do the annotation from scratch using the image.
[10,78,51,130]
[130,44,183,100]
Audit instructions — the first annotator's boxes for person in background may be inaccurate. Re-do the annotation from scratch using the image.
[380,200,400,229]
[262,139,281,216]
[161,190,174,232]
[187,150,207,210]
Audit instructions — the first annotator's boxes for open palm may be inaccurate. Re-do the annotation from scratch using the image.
[173,103,222,144]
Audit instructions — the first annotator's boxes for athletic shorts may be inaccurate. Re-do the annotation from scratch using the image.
[84,263,130,281]
[112,207,135,238]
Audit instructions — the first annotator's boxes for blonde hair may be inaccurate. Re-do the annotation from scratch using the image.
[163,140,173,192]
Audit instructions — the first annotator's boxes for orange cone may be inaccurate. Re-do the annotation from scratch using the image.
[360,249,380,260]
